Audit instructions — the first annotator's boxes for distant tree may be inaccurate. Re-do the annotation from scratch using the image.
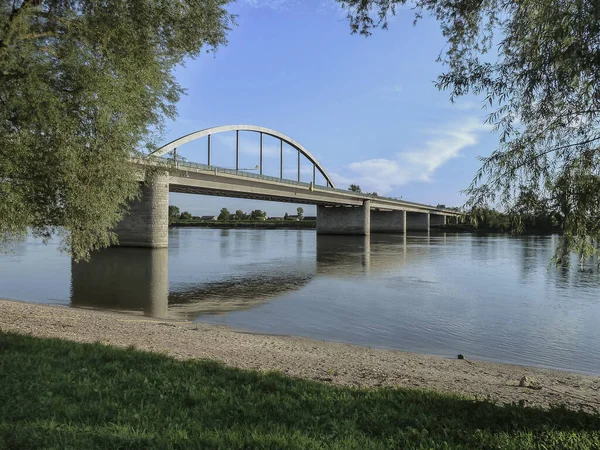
[284,212,289,220]
[168,206,180,225]
[179,211,192,221]
[368,192,378,197]
[296,207,304,220]
[348,184,362,193]
[218,208,231,221]
[468,207,510,233]
[250,210,267,221]
[511,186,557,233]
[235,210,245,220]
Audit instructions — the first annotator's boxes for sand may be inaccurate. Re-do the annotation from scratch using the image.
[1,299,599,412]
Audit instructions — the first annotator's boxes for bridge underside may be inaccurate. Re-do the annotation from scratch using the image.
[113,170,459,247]
[169,184,326,205]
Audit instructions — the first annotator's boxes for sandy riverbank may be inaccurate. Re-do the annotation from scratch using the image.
[1,299,599,412]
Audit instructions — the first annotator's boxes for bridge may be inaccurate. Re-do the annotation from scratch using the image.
[114,125,462,247]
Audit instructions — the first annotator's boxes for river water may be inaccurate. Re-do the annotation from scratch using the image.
[1,229,600,375]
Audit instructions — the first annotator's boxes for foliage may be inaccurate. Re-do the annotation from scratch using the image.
[0,0,234,260]
[469,187,558,234]
[171,220,316,229]
[348,184,362,193]
[249,209,267,221]
[179,211,193,221]
[468,207,511,233]
[234,209,245,220]
[297,207,304,220]
[338,0,600,263]
[168,205,180,225]
[218,207,231,221]
[284,212,289,220]
[2,332,600,449]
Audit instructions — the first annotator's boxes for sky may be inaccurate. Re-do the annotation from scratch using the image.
[165,0,497,217]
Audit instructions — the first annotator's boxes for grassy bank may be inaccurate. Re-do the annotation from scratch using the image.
[171,220,316,229]
[1,332,599,449]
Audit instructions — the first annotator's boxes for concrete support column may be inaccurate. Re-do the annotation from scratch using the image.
[317,200,371,235]
[406,211,430,232]
[370,210,406,233]
[114,172,169,248]
[430,214,446,227]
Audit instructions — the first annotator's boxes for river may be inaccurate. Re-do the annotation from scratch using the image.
[1,229,600,375]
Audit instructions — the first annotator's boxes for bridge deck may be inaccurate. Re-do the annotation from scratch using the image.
[160,159,460,216]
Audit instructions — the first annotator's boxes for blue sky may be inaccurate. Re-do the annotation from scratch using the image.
[166,0,496,217]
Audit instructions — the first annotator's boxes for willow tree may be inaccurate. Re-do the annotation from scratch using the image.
[0,0,233,260]
[339,0,600,263]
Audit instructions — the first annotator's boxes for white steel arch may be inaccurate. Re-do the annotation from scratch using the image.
[148,125,336,188]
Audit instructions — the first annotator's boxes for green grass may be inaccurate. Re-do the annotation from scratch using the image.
[1,332,599,449]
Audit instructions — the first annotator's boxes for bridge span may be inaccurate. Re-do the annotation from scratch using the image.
[114,125,462,248]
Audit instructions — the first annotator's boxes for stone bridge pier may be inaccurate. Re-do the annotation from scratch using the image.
[405,211,430,232]
[113,172,169,248]
[317,201,371,235]
[430,214,446,227]
[370,210,406,233]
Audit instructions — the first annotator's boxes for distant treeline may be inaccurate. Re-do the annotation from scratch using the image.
[168,205,313,228]
[171,220,316,229]
[451,187,565,234]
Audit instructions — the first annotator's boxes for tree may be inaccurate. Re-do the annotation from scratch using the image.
[0,1,233,260]
[284,212,289,220]
[235,209,245,220]
[348,184,362,193]
[179,211,192,221]
[338,0,600,262]
[296,207,304,220]
[250,209,267,221]
[218,208,231,221]
[168,206,180,225]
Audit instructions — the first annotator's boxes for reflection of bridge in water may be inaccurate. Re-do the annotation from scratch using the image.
[71,233,442,320]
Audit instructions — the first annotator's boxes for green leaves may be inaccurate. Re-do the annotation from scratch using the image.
[0,0,234,260]
[339,0,600,264]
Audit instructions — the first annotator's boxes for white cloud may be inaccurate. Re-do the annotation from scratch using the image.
[317,0,345,18]
[241,0,294,10]
[331,118,490,194]
[443,100,483,112]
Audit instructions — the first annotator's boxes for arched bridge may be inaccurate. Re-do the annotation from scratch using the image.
[149,125,336,188]
[116,125,463,248]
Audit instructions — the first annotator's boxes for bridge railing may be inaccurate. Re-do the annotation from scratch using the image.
[158,157,460,214]
[167,158,318,188]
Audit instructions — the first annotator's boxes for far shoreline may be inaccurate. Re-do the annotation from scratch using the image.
[170,220,316,229]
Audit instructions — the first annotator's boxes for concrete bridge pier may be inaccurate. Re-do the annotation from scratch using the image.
[113,172,169,248]
[430,214,446,227]
[317,200,371,235]
[406,211,430,232]
[370,210,406,233]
